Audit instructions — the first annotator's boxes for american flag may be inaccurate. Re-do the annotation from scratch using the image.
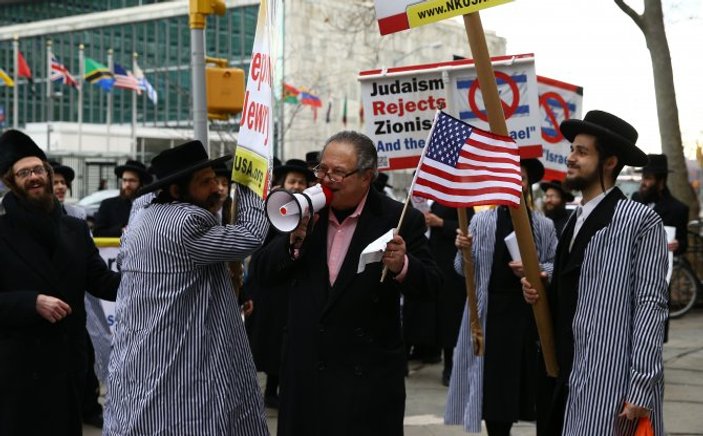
[113,63,141,93]
[50,56,77,88]
[412,111,523,208]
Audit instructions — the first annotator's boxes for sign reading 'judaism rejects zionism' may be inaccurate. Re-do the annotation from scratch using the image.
[358,54,542,171]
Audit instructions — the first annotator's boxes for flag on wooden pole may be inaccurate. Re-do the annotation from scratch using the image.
[412,111,521,208]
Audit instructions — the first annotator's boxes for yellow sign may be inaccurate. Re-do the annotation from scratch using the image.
[408,0,512,28]
[374,0,513,35]
[231,146,270,198]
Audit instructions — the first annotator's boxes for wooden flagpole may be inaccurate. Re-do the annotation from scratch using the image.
[462,12,558,376]
[458,208,484,356]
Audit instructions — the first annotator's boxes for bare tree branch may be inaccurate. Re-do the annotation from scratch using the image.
[615,0,646,32]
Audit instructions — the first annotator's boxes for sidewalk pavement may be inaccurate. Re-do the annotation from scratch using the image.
[84,308,703,435]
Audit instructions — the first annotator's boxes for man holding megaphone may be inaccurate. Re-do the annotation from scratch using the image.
[252,131,441,436]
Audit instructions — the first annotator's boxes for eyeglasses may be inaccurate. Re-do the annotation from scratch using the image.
[14,165,47,179]
[313,165,359,183]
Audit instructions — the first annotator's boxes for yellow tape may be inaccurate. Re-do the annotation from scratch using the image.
[407,0,513,29]
[93,237,121,248]
[231,147,269,199]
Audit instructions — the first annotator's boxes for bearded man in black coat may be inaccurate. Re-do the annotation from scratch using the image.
[0,130,120,436]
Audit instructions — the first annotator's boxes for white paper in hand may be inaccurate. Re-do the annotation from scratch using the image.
[504,231,521,261]
[665,225,675,284]
[358,228,396,273]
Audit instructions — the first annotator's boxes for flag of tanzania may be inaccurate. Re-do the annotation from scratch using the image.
[85,58,114,91]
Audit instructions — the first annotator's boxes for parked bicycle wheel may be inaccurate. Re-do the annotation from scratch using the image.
[669,259,698,319]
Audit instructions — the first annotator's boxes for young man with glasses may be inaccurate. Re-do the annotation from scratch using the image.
[0,129,120,436]
[251,131,441,436]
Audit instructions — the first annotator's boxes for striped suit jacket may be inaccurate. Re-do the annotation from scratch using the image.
[562,199,667,436]
[444,208,557,433]
[104,187,270,436]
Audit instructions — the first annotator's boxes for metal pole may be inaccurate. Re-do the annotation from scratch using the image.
[191,28,209,151]
[78,44,84,152]
[106,48,113,153]
[278,0,285,160]
[46,40,53,152]
[12,36,19,129]
[131,51,138,157]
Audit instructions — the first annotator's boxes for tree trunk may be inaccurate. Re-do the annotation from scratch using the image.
[616,0,699,219]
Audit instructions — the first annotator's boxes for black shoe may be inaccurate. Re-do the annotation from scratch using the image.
[264,395,280,409]
[441,372,450,387]
[83,413,104,429]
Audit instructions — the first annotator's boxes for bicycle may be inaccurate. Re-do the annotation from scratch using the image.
[669,256,698,318]
[668,222,703,319]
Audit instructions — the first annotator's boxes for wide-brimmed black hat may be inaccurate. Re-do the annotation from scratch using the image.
[521,158,544,185]
[305,151,321,167]
[115,159,152,185]
[373,172,393,191]
[560,110,647,166]
[540,179,575,203]
[137,140,232,196]
[49,160,75,183]
[639,154,670,175]
[213,158,233,179]
[0,129,47,175]
[273,158,315,182]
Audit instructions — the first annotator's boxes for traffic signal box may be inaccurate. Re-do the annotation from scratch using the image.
[206,65,245,119]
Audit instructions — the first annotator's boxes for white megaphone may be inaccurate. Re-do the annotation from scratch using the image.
[265,183,333,233]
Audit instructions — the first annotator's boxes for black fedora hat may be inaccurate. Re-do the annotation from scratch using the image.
[521,158,544,185]
[639,154,670,175]
[137,140,232,196]
[305,151,321,167]
[273,158,315,182]
[540,179,575,203]
[0,129,47,175]
[49,160,75,183]
[373,172,393,191]
[560,110,647,166]
[213,158,233,179]
[115,159,152,185]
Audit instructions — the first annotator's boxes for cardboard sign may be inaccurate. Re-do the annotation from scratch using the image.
[359,54,540,170]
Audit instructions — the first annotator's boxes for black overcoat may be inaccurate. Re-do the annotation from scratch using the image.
[253,189,441,436]
[632,188,689,255]
[0,198,120,436]
[93,195,131,237]
[429,203,473,348]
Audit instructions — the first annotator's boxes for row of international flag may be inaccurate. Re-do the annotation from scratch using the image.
[0,50,157,105]
[283,82,365,126]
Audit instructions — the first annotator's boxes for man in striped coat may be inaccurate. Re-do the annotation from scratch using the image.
[445,158,557,435]
[522,110,668,435]
[104,141,270,436]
